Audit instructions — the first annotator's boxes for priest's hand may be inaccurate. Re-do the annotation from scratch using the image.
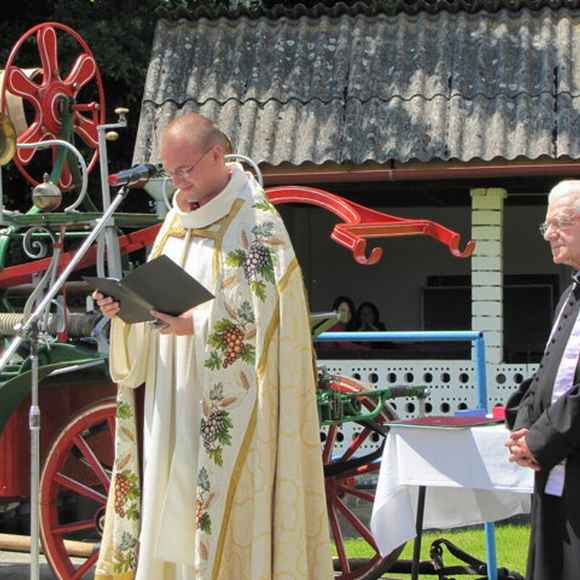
[150,310,193,336]
[92,291,120,319]
[506,428,541,470]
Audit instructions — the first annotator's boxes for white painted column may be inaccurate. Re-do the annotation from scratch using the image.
[470,188,507,365]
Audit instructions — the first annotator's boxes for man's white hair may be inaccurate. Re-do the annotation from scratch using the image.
[548,180,580,213]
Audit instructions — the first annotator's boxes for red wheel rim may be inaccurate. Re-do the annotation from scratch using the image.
[1,22,105,191]
[40,400,116,580]
[323,376,401,579]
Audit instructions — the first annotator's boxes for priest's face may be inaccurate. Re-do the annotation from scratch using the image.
[160,132,225,201]
[543,194,580,269]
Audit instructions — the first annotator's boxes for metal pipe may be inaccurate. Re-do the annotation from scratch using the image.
[29,330,40,580]
[310,311,339,324]
[47,359,104,377]
[316,330,483,342]
[96,110,127,280]
[0,312,99,337]
[474,334,488,412]
[473,333,498,580]
[16,140,88,211]
[4,281,90,297]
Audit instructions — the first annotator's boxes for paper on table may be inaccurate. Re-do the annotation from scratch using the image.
[387,415,504,430]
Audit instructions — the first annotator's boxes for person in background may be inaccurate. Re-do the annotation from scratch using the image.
[505,179,580,580]
[355,301,387,332]
[354,301,387,350]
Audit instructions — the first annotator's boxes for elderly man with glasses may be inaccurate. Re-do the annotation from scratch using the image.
[93,113,333,580]
[506,180,580,580]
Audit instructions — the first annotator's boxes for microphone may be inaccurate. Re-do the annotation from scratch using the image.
[108,163,158,187]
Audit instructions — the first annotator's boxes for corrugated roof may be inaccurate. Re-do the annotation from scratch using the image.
[157,0,580,19]
[134,9,580,166]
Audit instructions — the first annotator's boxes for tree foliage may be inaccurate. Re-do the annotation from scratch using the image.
[0,2,161,207]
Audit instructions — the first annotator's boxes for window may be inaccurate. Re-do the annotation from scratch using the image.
[422,275,558,363]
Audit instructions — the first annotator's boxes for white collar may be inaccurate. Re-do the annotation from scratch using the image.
[173,163,247,229]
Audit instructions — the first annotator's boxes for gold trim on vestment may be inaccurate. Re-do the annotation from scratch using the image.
[152,218,220,258]
[278,258,298,294]
[212,258,299,578]
[149,214,178,260]
[256,260,298,380]
[211,198,245,281]
[167,224,221,241]
[150,200,245,270]
[211,403,257,580]
[95,572,135,580]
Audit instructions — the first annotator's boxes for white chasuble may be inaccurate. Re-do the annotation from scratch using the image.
[95,164,333,580]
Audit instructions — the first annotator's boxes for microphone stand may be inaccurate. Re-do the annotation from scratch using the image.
[0,184,131,580]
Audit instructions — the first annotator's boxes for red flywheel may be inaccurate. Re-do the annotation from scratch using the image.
[1,22,105,191]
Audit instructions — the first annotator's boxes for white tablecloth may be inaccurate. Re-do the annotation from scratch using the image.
[370,424,534,556]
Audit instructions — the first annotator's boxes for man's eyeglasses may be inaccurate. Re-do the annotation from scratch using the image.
[539,213,578,236]
[164,147,213,181]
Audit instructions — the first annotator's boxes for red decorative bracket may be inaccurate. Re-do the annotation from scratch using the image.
[0,186,474,287]
[266,186,475,265]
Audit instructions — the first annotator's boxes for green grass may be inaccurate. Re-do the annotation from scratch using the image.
[335,523,530,579]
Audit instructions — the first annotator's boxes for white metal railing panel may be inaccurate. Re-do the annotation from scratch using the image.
[318,359,539,459]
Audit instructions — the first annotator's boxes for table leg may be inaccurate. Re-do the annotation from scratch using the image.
[411,485,426,580]
[484,522,498,580]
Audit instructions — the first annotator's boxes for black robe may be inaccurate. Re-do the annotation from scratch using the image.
[506,280,580,580]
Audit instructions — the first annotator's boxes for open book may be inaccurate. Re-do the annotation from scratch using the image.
[84,255,214,324]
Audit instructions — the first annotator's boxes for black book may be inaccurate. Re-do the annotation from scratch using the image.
[84,255,214,324]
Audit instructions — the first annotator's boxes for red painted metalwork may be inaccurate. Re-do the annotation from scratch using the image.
[0,381,115,499]
[0,402,28,498]
[322,424,338,465]
[0,185,472,286]
[336,494,380,552]
[324,376,403,579]
[40,399,116,580]
[341,425,372,463]
[0,22,105,190]
[267,185,475,265]
[0,223,161,288]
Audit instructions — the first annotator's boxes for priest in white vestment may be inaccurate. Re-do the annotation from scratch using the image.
[93,113,333,580]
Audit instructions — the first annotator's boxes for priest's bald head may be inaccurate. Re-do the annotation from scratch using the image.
[543,180,580,270]
[159,113,232,205]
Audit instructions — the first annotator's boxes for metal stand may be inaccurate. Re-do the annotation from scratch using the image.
[96,108,128,280]
[411,486,426,580]
[0,185,131,580]
[28,323,40,580]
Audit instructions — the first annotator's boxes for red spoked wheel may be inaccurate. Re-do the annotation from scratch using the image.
[323,375,404,580]
[1,22,105,191]
[40,399,116,580]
